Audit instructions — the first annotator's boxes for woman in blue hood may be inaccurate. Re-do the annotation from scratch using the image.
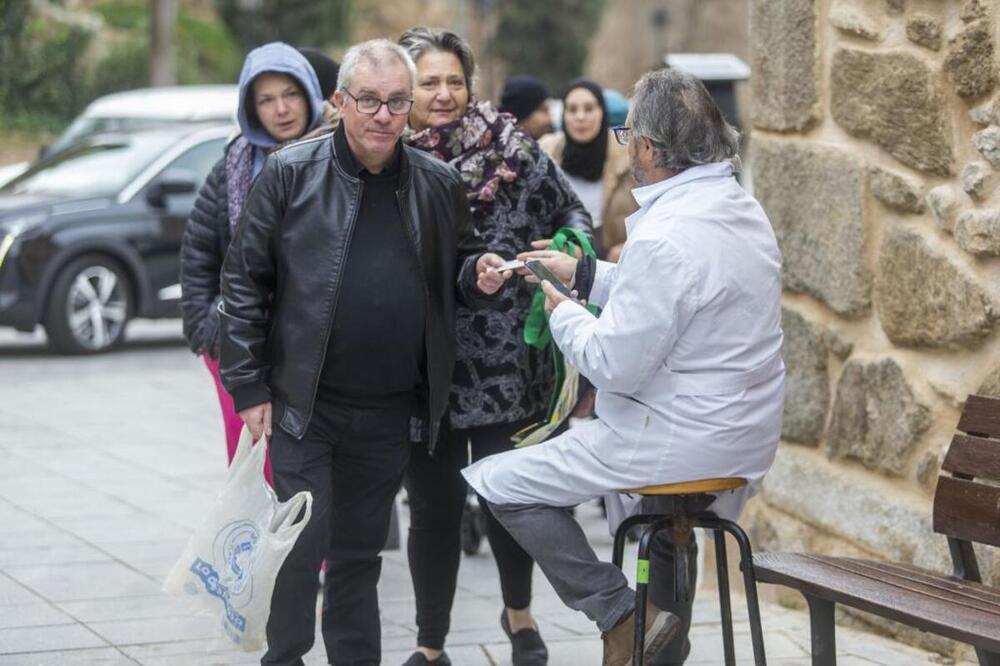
[180,42,327,480]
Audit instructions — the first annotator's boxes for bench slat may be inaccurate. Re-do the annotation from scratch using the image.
[941,434,1000,481]
[753,552,1000,652]
[957,394,1000,438]
[933,476,1000,547]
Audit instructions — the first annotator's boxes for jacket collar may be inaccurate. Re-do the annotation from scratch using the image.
[630,161,735,209]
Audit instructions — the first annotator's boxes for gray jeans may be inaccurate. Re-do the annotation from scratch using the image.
[487,499,696,665]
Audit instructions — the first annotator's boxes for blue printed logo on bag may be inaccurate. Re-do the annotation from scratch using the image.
[190,520,261,644]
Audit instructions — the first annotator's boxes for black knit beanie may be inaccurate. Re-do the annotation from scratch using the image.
[499,75,550,121]
[298,47,340,100]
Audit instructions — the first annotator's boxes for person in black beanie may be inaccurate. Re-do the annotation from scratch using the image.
[499,74,553,139]
[298,46,340,101]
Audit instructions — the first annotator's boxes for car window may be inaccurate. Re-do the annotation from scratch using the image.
[165,138,225,185]
[1,134,178,198]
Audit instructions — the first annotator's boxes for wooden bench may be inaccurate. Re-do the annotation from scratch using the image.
[753,393,1000,665]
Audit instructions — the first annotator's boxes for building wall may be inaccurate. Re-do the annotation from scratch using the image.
[746,0,1000,656]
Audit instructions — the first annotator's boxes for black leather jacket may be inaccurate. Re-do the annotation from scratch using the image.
[219,134,485,449]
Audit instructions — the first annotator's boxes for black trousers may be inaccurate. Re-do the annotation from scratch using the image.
[647,529,697,665]
[262,400,413,666]
[403,416,538,650]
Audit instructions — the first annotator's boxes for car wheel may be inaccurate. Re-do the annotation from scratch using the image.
[44,255,132,354]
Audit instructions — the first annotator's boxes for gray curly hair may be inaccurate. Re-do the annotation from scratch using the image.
[631,68,741,170]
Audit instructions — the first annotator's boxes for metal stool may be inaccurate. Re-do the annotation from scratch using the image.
[612,477,766,665]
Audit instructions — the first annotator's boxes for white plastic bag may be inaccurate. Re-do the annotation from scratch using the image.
[163,427,312,651]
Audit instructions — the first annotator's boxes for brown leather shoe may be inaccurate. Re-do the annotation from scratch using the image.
[602,602,681,666]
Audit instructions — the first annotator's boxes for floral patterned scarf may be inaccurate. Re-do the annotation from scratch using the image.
[406,99,535,220]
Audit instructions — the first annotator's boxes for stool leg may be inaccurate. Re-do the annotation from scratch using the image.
[714,529,736,666]
[633,518,671,666]
[719,520,767,666]
[614,514,645,569]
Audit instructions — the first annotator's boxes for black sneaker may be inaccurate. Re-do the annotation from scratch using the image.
[500,608,549,665]
[402,651,451,665]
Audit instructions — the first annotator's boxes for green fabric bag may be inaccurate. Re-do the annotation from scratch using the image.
[514,228,599,447]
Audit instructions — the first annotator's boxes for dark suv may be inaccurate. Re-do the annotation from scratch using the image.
[0,125,229,353]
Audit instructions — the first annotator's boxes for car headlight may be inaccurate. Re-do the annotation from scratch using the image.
[0,215,43,270]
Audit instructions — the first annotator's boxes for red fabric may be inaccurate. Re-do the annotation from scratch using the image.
[203,354,273,485]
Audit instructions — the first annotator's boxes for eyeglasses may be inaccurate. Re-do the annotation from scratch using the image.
[611,125,631,146]
[342,89,414,116]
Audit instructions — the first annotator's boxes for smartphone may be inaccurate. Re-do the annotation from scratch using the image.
[525,260,575,298]
[489,258,526,273]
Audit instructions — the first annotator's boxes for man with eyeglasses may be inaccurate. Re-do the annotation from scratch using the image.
[219,38,511,666]
[463,68,785,665]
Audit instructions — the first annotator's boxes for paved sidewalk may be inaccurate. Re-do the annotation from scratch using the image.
[0,323,958,664]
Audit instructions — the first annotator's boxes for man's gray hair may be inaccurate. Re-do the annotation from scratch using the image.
[398,26,477,95]
[337,39,417,92]
[631,68,741,171]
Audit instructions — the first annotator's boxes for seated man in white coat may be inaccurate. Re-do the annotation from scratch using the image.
[462,67,784,666]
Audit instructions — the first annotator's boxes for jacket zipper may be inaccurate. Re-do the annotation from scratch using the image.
[300,180,364,435]
[396,188,435,448]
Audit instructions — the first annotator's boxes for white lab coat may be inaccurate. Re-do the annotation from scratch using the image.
[463,162,785,528]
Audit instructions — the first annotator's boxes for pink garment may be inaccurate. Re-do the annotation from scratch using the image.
[203,354,273,485]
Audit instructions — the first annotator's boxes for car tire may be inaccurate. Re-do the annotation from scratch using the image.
[44,255,132,354]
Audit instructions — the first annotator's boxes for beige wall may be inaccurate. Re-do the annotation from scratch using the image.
[747,0,1000,657]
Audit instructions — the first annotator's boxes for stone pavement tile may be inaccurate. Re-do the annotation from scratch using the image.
[538,610,597,637]
[0,603,73,630]
[86,614,221,646]
[484,635,604,665]
[0,524,85,549]
[687,625,808,661]
[30,452,151,484]
[98,540,188,579]
[0,624,107,654]
[5,561,161,602]
[57,594,191,623]
[0,576,43,607]
[0,647,135,665]
[0,483,139,521]
[118,637,250,661]
[384,643,494,665]
[840,635,947,665]
[0,544,111,569]
[47,516,191,546]
[377,559,417,603]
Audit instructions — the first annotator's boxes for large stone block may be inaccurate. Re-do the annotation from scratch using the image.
[751,0,820,131]
[970,97,998,125]
[830,0,884,40]
[927,185,958,233]
[831,48,954,175]
[762,446,946,568]
[945,22,998,99]
[962,0,989,21]
[781,308,831,445]
[961,160,995,200]
[906,14,942,51]
[826,357,931,476]
[974,126,1000,167]
[956,210,1000,255]
[875,227,997,347]
[980,365,1000,397]
[868,166,924,213]
[753,139,871,316]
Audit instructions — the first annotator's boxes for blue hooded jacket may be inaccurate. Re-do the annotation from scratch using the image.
[236,42,325,177]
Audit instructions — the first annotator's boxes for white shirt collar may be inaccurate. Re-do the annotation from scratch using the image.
[630,161,735,209]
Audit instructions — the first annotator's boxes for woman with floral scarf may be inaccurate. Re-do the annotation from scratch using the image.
[398,27,592,666]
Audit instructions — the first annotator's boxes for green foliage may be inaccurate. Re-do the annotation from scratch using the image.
[176,10,243,83]
[495,0,606,93]
[0,0,242,133]
[216,0,352,50]
[0,2,91,132]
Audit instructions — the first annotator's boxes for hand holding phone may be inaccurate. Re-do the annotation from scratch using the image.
[525,260,575,299]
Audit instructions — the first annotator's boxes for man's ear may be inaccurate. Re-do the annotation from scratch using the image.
[332,89,346,112]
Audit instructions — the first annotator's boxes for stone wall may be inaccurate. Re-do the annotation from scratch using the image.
[748,0,1000,657]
